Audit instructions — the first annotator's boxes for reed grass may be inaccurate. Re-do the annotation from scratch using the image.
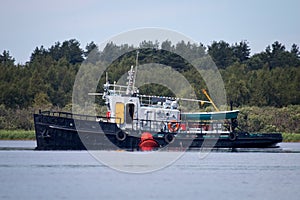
[282,133,300,142]
[0,130,35,140]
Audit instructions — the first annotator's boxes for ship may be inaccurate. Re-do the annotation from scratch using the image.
[33,64,282,151]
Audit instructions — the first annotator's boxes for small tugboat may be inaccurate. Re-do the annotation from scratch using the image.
[33,65,282,151]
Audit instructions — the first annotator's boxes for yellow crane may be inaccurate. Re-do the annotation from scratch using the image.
[201,89,220,112]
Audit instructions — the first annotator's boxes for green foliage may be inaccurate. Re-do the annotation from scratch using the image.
[0,130,35,140]
[33,92,52,108]
[282,133,300,142]
[0,104,33,130]
[0,50,15,66]
[208,40,235,69]
[31,39,84,64]
[1,39,299,109]
[238,105,300,133]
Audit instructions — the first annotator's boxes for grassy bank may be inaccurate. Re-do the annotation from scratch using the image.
[0,130,300,142]
[282,133,300,142]
[0,130,35,140]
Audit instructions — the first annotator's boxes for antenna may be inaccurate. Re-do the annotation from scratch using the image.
[132,50,139,92]
[106,71,108,83]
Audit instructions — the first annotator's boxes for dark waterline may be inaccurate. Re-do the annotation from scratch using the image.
[0,141,300,200]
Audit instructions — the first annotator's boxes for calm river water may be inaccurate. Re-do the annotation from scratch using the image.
[0,141,300,200]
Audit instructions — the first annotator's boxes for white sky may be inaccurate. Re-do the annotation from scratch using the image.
[1,0,299,64]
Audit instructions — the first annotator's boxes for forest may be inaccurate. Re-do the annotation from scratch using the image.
[0,39,299,134]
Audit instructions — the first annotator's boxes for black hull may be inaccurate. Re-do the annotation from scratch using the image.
[34,112,283,151]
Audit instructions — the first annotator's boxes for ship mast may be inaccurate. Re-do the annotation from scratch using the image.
[126,51,139,95]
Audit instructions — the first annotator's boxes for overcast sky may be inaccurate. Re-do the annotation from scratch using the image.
[1,0,299,64]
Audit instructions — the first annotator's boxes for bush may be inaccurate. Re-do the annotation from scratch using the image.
[238,105,300,133]
[0,104,34,130]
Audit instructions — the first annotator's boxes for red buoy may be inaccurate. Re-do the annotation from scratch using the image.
[139,132,159,151]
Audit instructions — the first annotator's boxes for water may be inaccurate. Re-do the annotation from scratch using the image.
[0,141,300,200]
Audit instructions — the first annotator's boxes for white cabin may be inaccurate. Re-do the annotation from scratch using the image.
[103,81,180,132]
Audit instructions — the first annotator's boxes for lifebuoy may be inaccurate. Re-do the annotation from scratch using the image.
[228,132,237,141]
[164,133,175,144]
[167,120,180,132]
[116,131,126,141]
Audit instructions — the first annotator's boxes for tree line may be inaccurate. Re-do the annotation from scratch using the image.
[0,39,299,111]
